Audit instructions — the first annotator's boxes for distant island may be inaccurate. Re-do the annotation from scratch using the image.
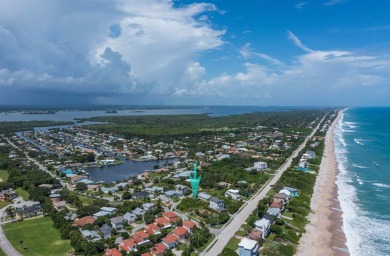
[22,110,56,114]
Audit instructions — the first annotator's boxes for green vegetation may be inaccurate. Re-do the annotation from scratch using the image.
[0,121,72,134]
[80,110,324,141]
[78,194,94,206]
[0,200,11,209]
[224,237,241,251]
[176,198,208,212]
[0,169,9,182]
[0,247,6,256]
[3,217,73,256]
[15,187,29,200]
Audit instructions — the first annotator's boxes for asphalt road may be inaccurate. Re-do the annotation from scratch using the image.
[0,206,23,256]
[202,115,326,256]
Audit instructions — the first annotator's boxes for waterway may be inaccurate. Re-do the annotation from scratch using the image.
[86,157,179,183]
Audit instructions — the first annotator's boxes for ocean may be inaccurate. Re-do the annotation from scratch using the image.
[334,107,390,256]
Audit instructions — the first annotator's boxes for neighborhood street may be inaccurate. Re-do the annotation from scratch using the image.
[0,206,23,256]
[202,115,326,256]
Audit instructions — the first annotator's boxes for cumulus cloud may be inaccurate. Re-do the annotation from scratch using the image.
[173,33,390,105]
[0,0,224,103]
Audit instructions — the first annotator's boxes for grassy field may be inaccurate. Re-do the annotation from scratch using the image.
[78,194,94,206]
[15,188,29,200]
[0,200,11,209]
[0,247,6,256]
[3,217,73,256]
[0,170,8,182]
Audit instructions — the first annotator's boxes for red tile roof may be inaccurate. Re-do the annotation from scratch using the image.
[151,242,167,255]
[119,244,130,252]
[135,231,149,239]
[155,216,170,226]
[74,216,95,227]
[122,238,137,248]
[141,253,152,256]
[162,234,179,244]
[162,211,177,218]
[173,226,188,236]
[270,201,283,209]
[132,235,144,244]
[183,220,196,229]
[145,223,160,235]
[105,248,122,256]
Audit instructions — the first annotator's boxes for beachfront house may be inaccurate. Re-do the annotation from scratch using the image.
[238,237,259,256]
[224,189,241,200]
[254,218,271,239]
[282,187,299,197]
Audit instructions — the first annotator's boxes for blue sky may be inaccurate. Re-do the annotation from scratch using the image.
[0,0,389,106]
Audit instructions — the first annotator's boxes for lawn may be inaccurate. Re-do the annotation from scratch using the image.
[0,200,11,209]
[15,188,29,200]
[0,170,8,182]
[0,247,6,256]
[3,216,73,256]
[224,237,240,251]
[78,194,94,206]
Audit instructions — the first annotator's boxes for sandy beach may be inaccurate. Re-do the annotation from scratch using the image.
[296,111,349,256]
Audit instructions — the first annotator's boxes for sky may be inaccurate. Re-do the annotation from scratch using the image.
[0,0,389,106]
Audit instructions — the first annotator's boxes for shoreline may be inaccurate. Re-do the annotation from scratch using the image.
[296,111,349,256]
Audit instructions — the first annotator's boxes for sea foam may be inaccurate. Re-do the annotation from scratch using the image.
[335,110,390,256]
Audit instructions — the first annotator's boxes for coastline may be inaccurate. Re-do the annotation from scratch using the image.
[296,110,349,256]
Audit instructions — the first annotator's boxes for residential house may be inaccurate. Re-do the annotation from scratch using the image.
[81,230,101,241]
[267,207,281,218]
[132,207,146,217]
[273,193,289,205]
[145,223,161,235]
[172,226,189,241]
[162,234,179,249]
[110,216,125,229]
[238,238,259,256]
[105,248,122,256]
[123,212,137,224]
[305,150,316,159]
[198,192,212,201]
[282,186,299,197]
[150,242,168,256]
[133,231,150,245]
[142,203,155,212]
[99,224,112,238]
[119,238,137,253]
[154,194,172,204]
[74,216,95,227]
[101,206,117,214]
[224,189,241,200]
[155,217,171,229]
[263,214,276,225]
[209,197,225,212]
[14,201,43,219]
[248,229,263,245]
[183,220,197,233]
[133,191,150,199]
[253,161,267,171]
[0,189,17,201]
[279,189,292,199]
[49,194,62,203]
[162,212,178,223]
[254,218,271,239]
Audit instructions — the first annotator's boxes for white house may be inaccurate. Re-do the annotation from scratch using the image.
[253,162,267,171]
[254,218,271,239]
[224,189,241,200]
[238,238,259,256]
[209,197,225,212]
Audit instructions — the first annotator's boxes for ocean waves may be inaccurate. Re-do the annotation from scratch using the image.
[334,109,390,256]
